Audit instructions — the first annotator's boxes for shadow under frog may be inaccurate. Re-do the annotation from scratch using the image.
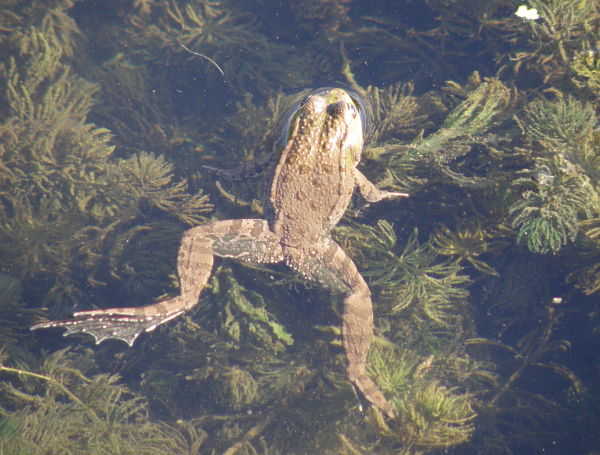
[32,88,408,419]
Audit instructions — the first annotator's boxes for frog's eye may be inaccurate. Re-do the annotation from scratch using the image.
[346,92,370,133]
[347,102,358,119]
[349,96,361,112]
[300,95,313,106]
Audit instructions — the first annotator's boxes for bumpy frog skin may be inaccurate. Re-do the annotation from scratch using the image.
[32,88,408,418]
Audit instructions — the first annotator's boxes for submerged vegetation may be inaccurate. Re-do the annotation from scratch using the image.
[1,0,599,453]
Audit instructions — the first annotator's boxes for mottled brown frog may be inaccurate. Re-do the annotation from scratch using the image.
[32,88,408,418]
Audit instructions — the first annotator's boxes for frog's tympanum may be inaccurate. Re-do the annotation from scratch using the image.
[32,88,407,418]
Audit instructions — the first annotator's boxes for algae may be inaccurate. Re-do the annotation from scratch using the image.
[1,0,599,454]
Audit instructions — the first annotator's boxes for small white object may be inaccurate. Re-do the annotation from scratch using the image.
[515,5,540,20]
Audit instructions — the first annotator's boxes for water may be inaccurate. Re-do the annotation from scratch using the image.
[0,0,598,453]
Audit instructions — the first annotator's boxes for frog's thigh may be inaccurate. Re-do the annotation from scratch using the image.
[290,238,374,374]
[293,239,370,296]
[289,239,373,359]
[187,219,283,264]
[293,240,397,416]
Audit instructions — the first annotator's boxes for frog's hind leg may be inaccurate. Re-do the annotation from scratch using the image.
[285,240,396,419]
[32,220,283,346]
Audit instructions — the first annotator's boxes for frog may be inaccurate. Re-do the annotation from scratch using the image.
[32,88,408,418]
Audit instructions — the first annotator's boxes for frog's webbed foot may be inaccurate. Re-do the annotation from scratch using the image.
[31,302,185,346]
[352,372,396,419]
[32,219,283,347]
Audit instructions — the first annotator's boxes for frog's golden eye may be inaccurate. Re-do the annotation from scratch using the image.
[348,102,358,119]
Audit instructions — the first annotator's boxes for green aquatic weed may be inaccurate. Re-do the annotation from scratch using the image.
[385,76,514,189]
[499,0,599,85]
[0,348,204,454]
[367,376,476,451]
[363,82,432,146]
[218,267,293,352]
[431,222,502,276]
[572,45,600,98]
[516,95,596,149]
[509,159,595,254]
[116,151,212,226]
[0,11,212,317]
[0,0,81,57]
[510,95,599,254]
[401,380,475,449]
[366,345,419,396]
[335,221,470,327]
[206,365,259,412]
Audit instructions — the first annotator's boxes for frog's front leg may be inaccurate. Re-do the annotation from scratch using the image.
[203,152,274,181]
[32,220,283,345]
[285,239,396,418]
[354,169,408,202]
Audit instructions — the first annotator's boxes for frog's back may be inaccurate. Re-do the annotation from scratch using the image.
[269,89,363,246]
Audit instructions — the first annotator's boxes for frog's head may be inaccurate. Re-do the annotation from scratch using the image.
[289,88,364,164]
[320,88,364,165]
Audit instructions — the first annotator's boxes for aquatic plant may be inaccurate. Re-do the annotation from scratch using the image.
[126,0,312,94]
[517,95,600,189]
[382,75,516,190]
[431,222,502,276]
[509,95,598,254]
[335,221,470,328]
[215,267,293,353]
[497,0,599,86]
[0,0,81,57]
[0,348,205,454]
[117,151,212,225]
[417,76,511,156]
[0,7,212,319]
[367,345,419,397]
[397,380,475,449]
[509,159,595,254]
[367,353,476,450]
[571,44,600,98]
[517,95,596,150]
[363,82,433,147]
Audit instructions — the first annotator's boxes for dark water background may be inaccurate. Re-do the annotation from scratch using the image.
[0,0,599,454]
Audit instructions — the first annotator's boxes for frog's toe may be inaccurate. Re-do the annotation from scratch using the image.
[31,309,184,346]
[386,190,409,199]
